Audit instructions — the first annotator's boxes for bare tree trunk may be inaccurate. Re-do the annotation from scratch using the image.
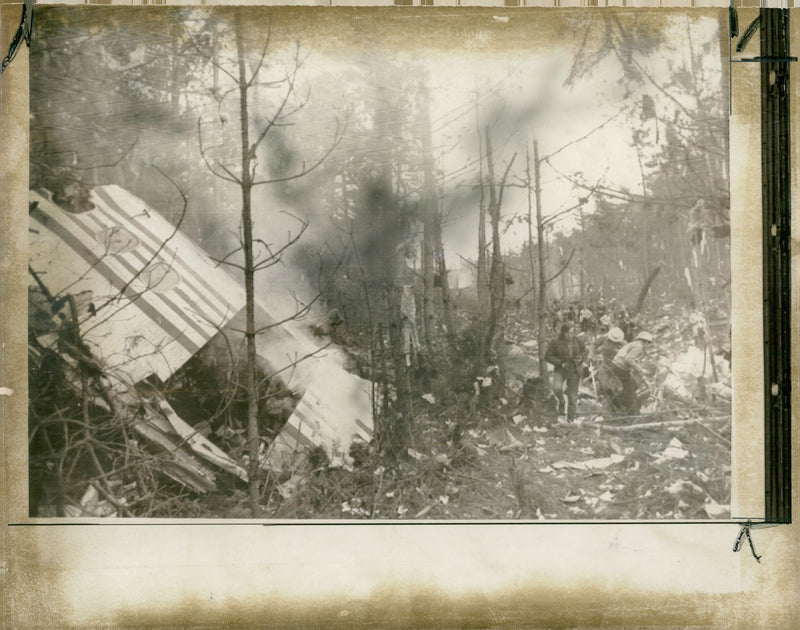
[421,226,435,350]
[212,19,219,94]
[235,15,261,518]
[484,126,503,362]
[372,79,412,455]
[475,93,488,323]
[633,265,661,315]
[578,203,586,306]
[420,78,435,349]
[693,241,719,383]
[433,203,456,342]
[419,79,454,343]
[534,140,548,375]
[171,23,181,116]
[525,144,537,318]
[385,285,413,452]
[634,144,651,281]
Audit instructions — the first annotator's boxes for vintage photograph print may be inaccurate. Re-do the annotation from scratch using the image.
[28,7,731,520]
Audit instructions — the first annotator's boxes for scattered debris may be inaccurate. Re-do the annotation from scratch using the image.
[28,187,730,520]
[486,427,524,451]
[63,485,118,518]
[552,454,625,471]
[29,186,375,517]
[666,480,704,495]
[414,504,435,518]
[158,398,248,482]
[133,416,218,494]
[652,438,690,464]
[704,500,730,518]
[407,448,427,461]
[277,474,306,500]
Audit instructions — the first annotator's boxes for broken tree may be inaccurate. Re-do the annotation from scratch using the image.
[193,10,345,515]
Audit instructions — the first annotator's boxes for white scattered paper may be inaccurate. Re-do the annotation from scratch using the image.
[552,453,625,471]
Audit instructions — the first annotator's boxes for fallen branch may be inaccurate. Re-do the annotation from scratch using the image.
[689,419,732,447]
[595,416,730,431]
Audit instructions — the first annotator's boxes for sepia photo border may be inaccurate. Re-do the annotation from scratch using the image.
[1,2,797,627]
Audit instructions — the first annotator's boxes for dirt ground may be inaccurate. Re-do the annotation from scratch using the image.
[254,313,732,521]
[31,300,731,521]
[218,385,731,521]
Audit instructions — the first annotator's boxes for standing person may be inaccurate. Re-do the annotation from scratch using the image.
[611,331,654,414]
[548,298,561,333]
[615,306,634,340]
[596,299,608,327]
[579,305,594,333]
[545,322,586,421]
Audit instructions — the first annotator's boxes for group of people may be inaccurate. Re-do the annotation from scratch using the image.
[544,320,654,422]
[548,297,637,339]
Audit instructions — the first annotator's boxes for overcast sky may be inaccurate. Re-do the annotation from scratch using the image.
[234,12,724,270]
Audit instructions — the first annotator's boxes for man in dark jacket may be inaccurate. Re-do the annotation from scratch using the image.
[545,322,586,421]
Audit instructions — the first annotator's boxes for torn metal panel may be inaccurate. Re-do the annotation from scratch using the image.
[227,302,375,470]
[31,184,374,476]
[265,363,373,470]
[157,398,249,482]
[29,186,246,385]
[132,418,218,494]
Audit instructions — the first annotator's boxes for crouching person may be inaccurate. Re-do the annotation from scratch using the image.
[593,326,625,403]
[545,323,586,422]
[610,331,654,414]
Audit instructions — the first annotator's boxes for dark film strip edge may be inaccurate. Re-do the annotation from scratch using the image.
[760,7,792,525]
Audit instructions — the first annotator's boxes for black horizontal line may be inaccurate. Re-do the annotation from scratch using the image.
[7,519,769,527]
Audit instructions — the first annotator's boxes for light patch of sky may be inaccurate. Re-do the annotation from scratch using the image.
[422,15,722,263]
[425,49,635,259]
[223,13,721,273]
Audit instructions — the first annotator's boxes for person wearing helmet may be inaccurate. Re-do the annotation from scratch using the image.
[610,331,654,414]
[545,322,586,421]
[592,327,626,401]
[594,327,626,363]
